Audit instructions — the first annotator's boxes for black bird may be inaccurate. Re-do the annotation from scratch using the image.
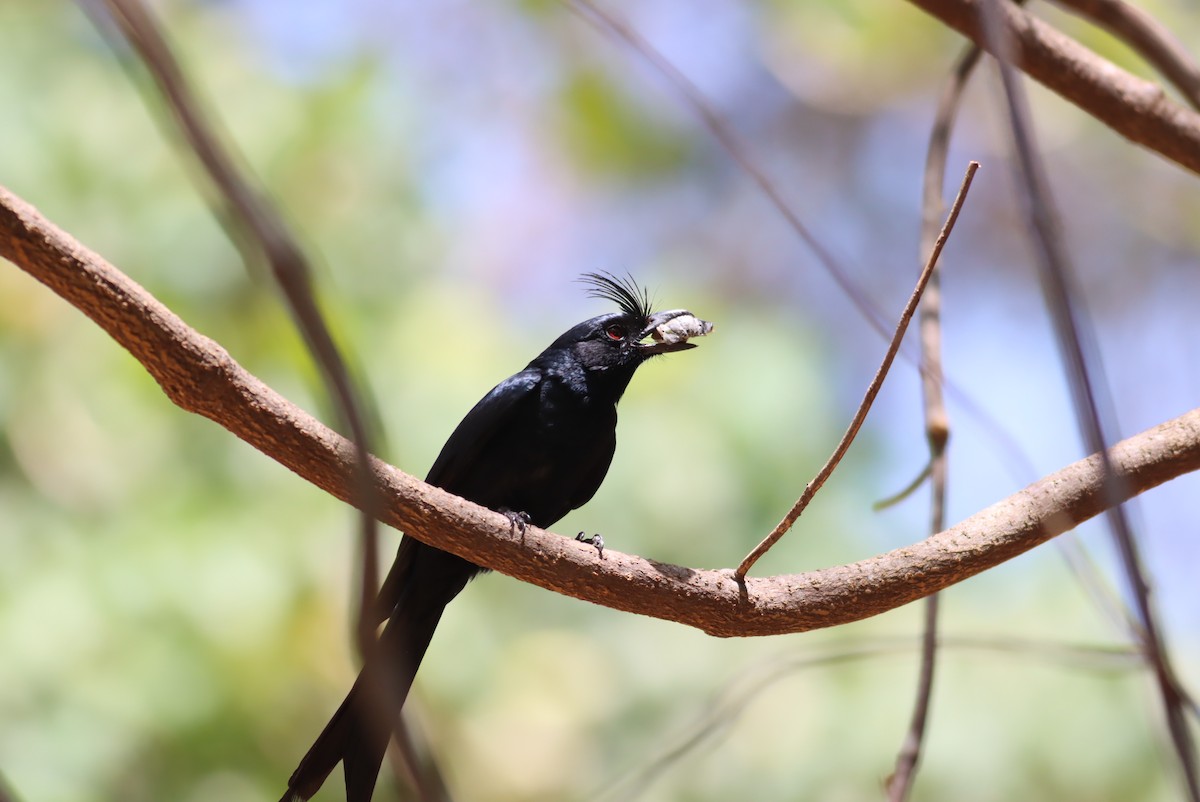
[281,273,709,802]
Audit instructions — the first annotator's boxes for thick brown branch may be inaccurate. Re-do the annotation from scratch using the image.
[1052,0,1200,110]
[3,184,1199,637]
[905,0,1200,176]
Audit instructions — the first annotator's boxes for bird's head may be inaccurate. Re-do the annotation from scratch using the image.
[539,273,712,382]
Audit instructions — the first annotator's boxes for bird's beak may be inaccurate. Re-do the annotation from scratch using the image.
[636,309,714,355]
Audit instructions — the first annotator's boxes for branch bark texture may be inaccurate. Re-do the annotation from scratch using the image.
[3,184,1199,638]
[906,0,1200,176]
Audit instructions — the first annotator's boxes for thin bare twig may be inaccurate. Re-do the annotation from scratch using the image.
[873,463,933,511]
[920,9,1137,649]
[978,0,1198,797]
[736,161,979,580]
[886,42,983,802]
[572,0,1042,545]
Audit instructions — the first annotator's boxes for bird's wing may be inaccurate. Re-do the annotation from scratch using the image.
[424,367,542,491]
[369,367,542,625]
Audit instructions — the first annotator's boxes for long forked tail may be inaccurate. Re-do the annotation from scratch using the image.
[279,593,448,802]
[282,535,482,797]
[280,540,479,802]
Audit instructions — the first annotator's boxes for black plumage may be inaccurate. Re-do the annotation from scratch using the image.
[280,274,706,801]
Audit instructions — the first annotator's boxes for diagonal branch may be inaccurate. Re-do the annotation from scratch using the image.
[905,0,1200,176]
[81,0,386,665]
[1052,0,1200,110]
[736,162,978,579]
[2,183,1200,638]
[979,0,1197,794]
[886,42,983,802]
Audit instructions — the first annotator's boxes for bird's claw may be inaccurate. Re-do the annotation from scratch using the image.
[575,532,605,559]
[502,509,532,536]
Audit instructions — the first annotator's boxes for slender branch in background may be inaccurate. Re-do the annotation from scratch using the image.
[933,3,1136,643]
[977,1,1198,797]
[1055,535,1139,634]
[568,0,894,340]
[75,3,452,798]
[0,771,22,802]
[600,634,1144,802]
[580,0,979,578]
[79,0,384,665]
[872,464,933,512]
[1051,0,1200,110]
[389,714,453,802]
[904,0,1200,177]
[596,642,924,802]
[572,0,1043,536]
[886,42,983,802]
[6,181,1200,635]
[736,162,978,580]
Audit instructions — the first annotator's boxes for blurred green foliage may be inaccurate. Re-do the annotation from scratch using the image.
[557,69,692,177]
[1,2,1196,802]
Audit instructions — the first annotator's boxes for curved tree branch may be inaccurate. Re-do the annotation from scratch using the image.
[1052,0,1200,111]
[3,183,1199,638]
[905,0,1200,176]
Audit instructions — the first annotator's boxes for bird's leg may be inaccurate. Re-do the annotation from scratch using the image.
[501,509,531,538]
[575,532,605,559]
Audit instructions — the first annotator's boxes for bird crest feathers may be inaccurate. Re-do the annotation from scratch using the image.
[580,272,653,321]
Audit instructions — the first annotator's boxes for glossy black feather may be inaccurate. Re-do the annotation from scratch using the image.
[281,278,684,802]
[579,271,652,321]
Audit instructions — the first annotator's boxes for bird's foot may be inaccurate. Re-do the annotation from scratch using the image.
[575,532,605,559]
[501,509,532,536]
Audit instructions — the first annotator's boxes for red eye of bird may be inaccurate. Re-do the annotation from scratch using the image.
[605,324,625,341]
